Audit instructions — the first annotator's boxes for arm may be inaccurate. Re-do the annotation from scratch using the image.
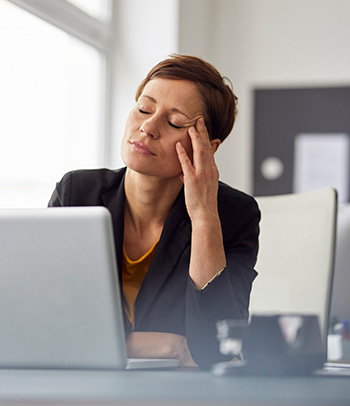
[185,198,260,368]
[176,118,226,289]
[176,118,260,368]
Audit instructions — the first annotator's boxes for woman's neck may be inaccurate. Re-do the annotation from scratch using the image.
[124,168,183,233]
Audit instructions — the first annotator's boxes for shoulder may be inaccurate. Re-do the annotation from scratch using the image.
[49,167,126,206]
[60,167,126,189]
[217,181,261,235]
[218,181,259,215]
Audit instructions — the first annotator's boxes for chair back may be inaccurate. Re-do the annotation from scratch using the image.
[330,203,350,322]
[250,188,337,346]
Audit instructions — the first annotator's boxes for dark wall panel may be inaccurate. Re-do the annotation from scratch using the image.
[253,87,350,199]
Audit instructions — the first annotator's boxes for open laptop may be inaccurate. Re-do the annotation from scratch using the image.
[0,206,179,370]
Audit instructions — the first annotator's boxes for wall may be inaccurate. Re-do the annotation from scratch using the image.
[179,0,350,193]
[110,0,179,169]
[112,0,350,194]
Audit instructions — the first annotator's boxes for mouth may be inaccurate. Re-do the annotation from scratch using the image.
[130,141,157,156]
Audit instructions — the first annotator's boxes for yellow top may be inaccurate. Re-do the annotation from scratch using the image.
[122,240,159,328]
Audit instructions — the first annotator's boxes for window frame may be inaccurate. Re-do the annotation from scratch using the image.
[6,0,115,165]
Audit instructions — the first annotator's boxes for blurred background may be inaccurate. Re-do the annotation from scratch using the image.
[1,0,350,208]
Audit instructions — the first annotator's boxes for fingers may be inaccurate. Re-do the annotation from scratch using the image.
[176,118,220,219]
[190,117,209,149]
[176,117,219,182]
[192,117,220,151]
[175,141,193,182]
[189,118,216,169]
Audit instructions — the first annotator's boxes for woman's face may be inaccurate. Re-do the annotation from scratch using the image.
[121,78,205,179]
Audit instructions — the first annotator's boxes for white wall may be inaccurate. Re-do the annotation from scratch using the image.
[113,0,350,194]
[181,0,350,193]
[110,0,179,169]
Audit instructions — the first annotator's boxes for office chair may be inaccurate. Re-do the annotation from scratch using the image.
[250,188,337,346]
[330,203,350,323]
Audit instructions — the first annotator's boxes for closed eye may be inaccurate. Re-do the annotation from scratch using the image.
[168,121,183,129]
[138,109,150,114]
[138,107,183,129]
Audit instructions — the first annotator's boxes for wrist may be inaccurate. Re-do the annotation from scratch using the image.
[200,266,226,290]
[191,211,221,232]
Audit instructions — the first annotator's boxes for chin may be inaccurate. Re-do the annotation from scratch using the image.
[127,164,182,180]
[123,157,179,179]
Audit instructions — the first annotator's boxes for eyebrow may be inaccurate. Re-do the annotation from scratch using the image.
[140,95,191,119]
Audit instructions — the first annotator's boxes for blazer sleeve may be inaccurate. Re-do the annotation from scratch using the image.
[185,192,260,369]
[47,169,125,207]
[48,171,73,207]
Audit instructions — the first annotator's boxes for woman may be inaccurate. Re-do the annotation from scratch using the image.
[49,54,260,369]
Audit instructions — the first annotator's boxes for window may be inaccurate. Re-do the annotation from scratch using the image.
[66,0,111,21]
[0,0,113,208]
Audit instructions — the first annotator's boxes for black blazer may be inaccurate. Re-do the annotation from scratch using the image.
[48,167,260,368]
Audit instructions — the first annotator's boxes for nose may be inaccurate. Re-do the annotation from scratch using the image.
[140,115,160,139]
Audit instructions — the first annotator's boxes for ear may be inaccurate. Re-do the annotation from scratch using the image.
[210,139,221,153]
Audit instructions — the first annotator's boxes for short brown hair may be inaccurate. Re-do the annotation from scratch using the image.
[135,54,238,142]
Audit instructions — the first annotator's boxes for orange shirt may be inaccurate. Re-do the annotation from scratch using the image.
[122,240,159,328]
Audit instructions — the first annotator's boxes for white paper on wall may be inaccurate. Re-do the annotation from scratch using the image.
[293,133,350,203]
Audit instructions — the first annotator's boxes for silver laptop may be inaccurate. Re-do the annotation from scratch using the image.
[0,207,178,370]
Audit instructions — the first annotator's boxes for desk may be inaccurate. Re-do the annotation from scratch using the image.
[0,368,349,406]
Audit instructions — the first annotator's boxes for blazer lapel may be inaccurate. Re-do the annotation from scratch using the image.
[134,189,191,325]
[101,170,126,285]
[100,174,191,329]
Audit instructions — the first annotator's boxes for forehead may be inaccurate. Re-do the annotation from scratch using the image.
[140,78,204,114]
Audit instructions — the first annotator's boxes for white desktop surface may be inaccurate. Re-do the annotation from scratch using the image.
[0,368,349,406]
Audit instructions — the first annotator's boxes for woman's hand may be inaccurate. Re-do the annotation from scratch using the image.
[126,332,198,368]
[175,117,220,222]
[175,118,226,290]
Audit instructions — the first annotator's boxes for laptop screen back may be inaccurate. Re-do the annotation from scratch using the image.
[0,207,127,369]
